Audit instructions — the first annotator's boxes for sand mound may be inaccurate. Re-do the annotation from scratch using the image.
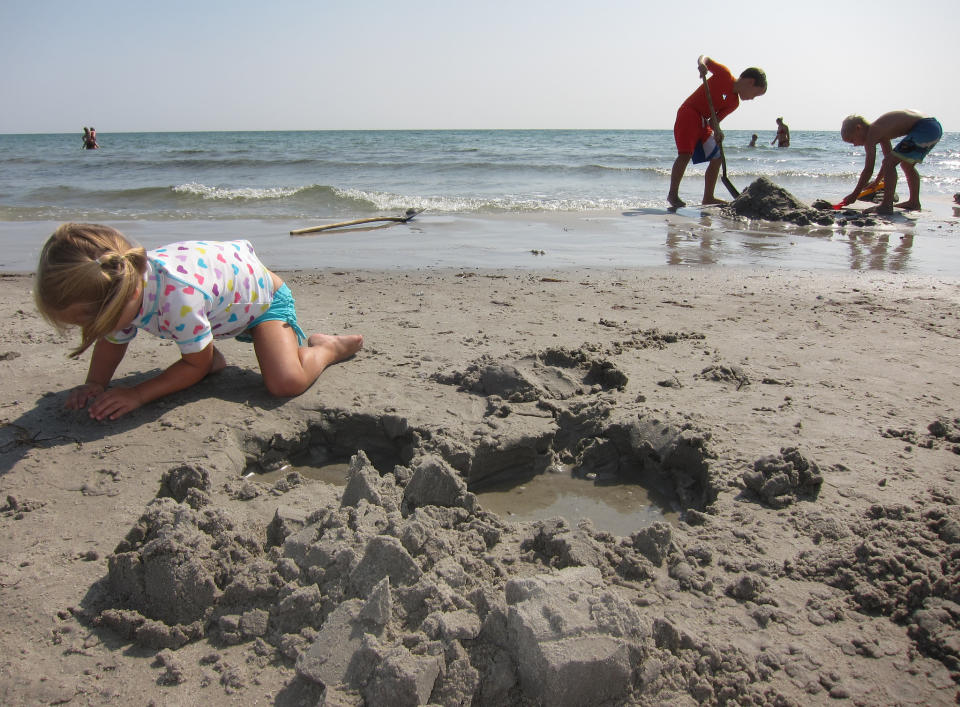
[722,177,836,226]
[742,447,824,508]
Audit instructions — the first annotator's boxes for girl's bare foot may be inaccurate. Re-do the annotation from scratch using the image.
[307,333,364,363]
[209,346,227,375]
[702,197,727,205]
[667,194,686,209]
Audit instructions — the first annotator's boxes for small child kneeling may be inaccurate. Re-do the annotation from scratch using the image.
[35,222,363,420]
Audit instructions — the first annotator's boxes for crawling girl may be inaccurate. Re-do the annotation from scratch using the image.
[35,223,363,420]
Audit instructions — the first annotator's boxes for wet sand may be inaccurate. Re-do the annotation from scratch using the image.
[0,192,958,274]
[1,262,959,705]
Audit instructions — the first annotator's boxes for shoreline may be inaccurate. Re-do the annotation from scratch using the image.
[1,194,957,275]
[1,266,959,704]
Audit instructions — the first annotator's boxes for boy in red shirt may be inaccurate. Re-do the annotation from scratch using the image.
[667,56,767,208]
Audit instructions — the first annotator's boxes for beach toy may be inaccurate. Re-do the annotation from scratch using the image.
[290,208,423,235]
[831,180,885,210]
[701,74,739,199]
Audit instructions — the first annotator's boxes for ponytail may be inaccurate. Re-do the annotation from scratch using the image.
[35,223,147,357]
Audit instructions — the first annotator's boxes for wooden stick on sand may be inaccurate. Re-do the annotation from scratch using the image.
[290,208,423,236]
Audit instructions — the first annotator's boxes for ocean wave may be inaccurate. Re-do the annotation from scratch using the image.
[172,182,305,200]
[331,189,645,214]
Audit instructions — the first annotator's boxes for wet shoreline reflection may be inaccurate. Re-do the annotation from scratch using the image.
[660,214,920,272]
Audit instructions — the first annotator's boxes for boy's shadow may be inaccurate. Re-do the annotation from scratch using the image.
[0,365,285,476]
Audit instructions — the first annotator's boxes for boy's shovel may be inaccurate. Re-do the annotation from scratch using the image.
[701,76,740,199]
[831,180,885,209]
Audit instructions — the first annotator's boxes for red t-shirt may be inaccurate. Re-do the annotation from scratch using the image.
[680,59,738,121]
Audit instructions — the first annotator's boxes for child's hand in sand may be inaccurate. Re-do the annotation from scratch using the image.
[86,387,144,421]
[65,382,105,410]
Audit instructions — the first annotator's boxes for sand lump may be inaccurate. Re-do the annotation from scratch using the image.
[742,447,824,508]
[722,177,836,226]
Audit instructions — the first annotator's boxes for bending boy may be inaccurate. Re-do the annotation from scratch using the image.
[840,111,943,214]
[667,56,766,208]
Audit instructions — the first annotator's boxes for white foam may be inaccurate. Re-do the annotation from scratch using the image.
[173,182,305,200]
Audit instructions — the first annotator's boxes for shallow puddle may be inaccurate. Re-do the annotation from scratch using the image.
[254,461,351,487]
[475,469,677,536]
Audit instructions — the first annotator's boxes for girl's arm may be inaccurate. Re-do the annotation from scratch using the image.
[85,344,215,421]
[65,339,129,410]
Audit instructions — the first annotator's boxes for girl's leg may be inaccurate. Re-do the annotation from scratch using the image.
[251,321,363,397]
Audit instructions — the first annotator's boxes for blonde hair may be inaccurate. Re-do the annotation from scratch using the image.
[35,223,147,357]
[841,114,868,140]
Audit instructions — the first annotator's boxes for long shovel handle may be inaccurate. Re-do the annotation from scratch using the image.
[700,74,740,198]
[290,209,423,235]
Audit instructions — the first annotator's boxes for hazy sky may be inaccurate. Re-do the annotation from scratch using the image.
[2,0,955,134]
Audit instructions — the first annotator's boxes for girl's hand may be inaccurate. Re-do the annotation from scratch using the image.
[65,382,105,410]
[87,387,144,421]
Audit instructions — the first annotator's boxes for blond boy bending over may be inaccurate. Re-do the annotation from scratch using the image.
[840,110,943,214]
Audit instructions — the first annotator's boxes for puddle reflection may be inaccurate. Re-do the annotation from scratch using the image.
[843,230,913,271]
[660,217,919,272]
[665,222,720,266]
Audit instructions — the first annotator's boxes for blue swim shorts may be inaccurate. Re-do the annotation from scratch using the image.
[236,283,307,345]
[692,135,721,165]
[892,117,942,164]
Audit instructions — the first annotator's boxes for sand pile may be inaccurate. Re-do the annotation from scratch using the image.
[89,451,742,705]
[722,177,836,226]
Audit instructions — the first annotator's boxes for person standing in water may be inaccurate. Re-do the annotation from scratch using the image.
[770,117,790,147]
[82,127,99,149]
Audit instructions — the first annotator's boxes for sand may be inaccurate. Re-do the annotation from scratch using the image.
[1,263,959,705]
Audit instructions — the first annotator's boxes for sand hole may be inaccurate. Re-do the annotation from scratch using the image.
[242,410,416,480]
[241,404,712,536]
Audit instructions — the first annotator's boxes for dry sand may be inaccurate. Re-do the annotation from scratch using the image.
[1,264,959,705]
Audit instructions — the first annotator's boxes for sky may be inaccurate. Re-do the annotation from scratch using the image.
[1,0,956,134]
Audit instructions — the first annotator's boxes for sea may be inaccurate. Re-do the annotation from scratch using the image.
[1,129,958,273]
